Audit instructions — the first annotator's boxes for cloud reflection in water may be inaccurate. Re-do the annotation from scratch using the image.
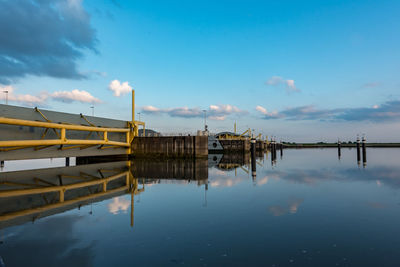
[108,197,130,215]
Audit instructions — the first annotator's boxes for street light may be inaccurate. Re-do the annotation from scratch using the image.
[3,91,8,105]
[137,112,141,121]
[90,106,94,116]
[202,110,207,132]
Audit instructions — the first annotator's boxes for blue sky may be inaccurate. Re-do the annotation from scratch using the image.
[1,0,400,141]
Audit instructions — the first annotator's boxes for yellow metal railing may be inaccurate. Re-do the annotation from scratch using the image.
[0,89,149,152]
[0,116,132,150]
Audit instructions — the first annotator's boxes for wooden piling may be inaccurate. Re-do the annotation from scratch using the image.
[362,137,367,166]
[251,138,256,178]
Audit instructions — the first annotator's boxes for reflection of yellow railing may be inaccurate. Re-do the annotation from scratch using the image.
[0,117,131,151]
[0,168,144,225]
[0,170,130,201]
[0,187,128,222]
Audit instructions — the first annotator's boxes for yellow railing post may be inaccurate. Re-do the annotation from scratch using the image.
[61,128,66,142]
[103,181,107,192]
[132,89,136,136]
[59,189,65,202]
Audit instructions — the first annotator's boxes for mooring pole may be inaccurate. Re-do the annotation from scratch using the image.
[132,89,139,137]
[280,141,283,159]
[132,90,135,123]
[251,136,257,179]
[271,138,276,164]
[356,136,361,165]
[362,136,367,167]
[338,140,341,159]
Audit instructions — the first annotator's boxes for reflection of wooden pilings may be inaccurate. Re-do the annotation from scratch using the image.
[130,174,137,228]
[250,138,256,179]
[270,139,277,165]
[362,137,367,167]
[356,137,361,165]
[131,191,134,228]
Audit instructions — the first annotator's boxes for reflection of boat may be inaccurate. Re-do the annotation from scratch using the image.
[208,154,223,168]
[216,153,250,170]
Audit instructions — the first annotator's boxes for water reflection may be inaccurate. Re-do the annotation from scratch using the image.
[268,198,304,216]
[108,197,131,215]
[0,159,208,229]
[0,148,400,266]
[0,215,95,266]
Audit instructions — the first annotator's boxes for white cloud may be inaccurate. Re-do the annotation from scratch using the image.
[51,89,101,103]
[0,85,102,106]
[0,85,47,106]
[142,105,160,112]
[265,76,300,93]
[285,79,298,91]
[209,115,226,121]
[142,104,247,121]
[255,105,280,118]
[108,80,132,97]
[169,107,202,117]
[209,104,243,115]
[265,76,284,86]
[256,105,268,115]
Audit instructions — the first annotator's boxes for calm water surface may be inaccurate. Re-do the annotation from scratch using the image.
[1,148,400,266]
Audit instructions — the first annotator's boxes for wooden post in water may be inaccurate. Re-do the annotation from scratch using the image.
[362,136,367,167]
[356,137,361,165]
[337,140,341,159]
[271,138,276,164]
[280,141,283,159]
[270,138,274,164]
[251,137,257,179]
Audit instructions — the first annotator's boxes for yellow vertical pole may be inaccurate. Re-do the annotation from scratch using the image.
[234,122,236,134]
[59,189,64,202]
[61,128,66,141]
[103,181,107,192]
[132,89,135,123]
[131,190,134,227]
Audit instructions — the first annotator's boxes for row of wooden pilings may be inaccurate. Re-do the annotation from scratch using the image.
[250,138,284,178]
[337,136,367,166]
